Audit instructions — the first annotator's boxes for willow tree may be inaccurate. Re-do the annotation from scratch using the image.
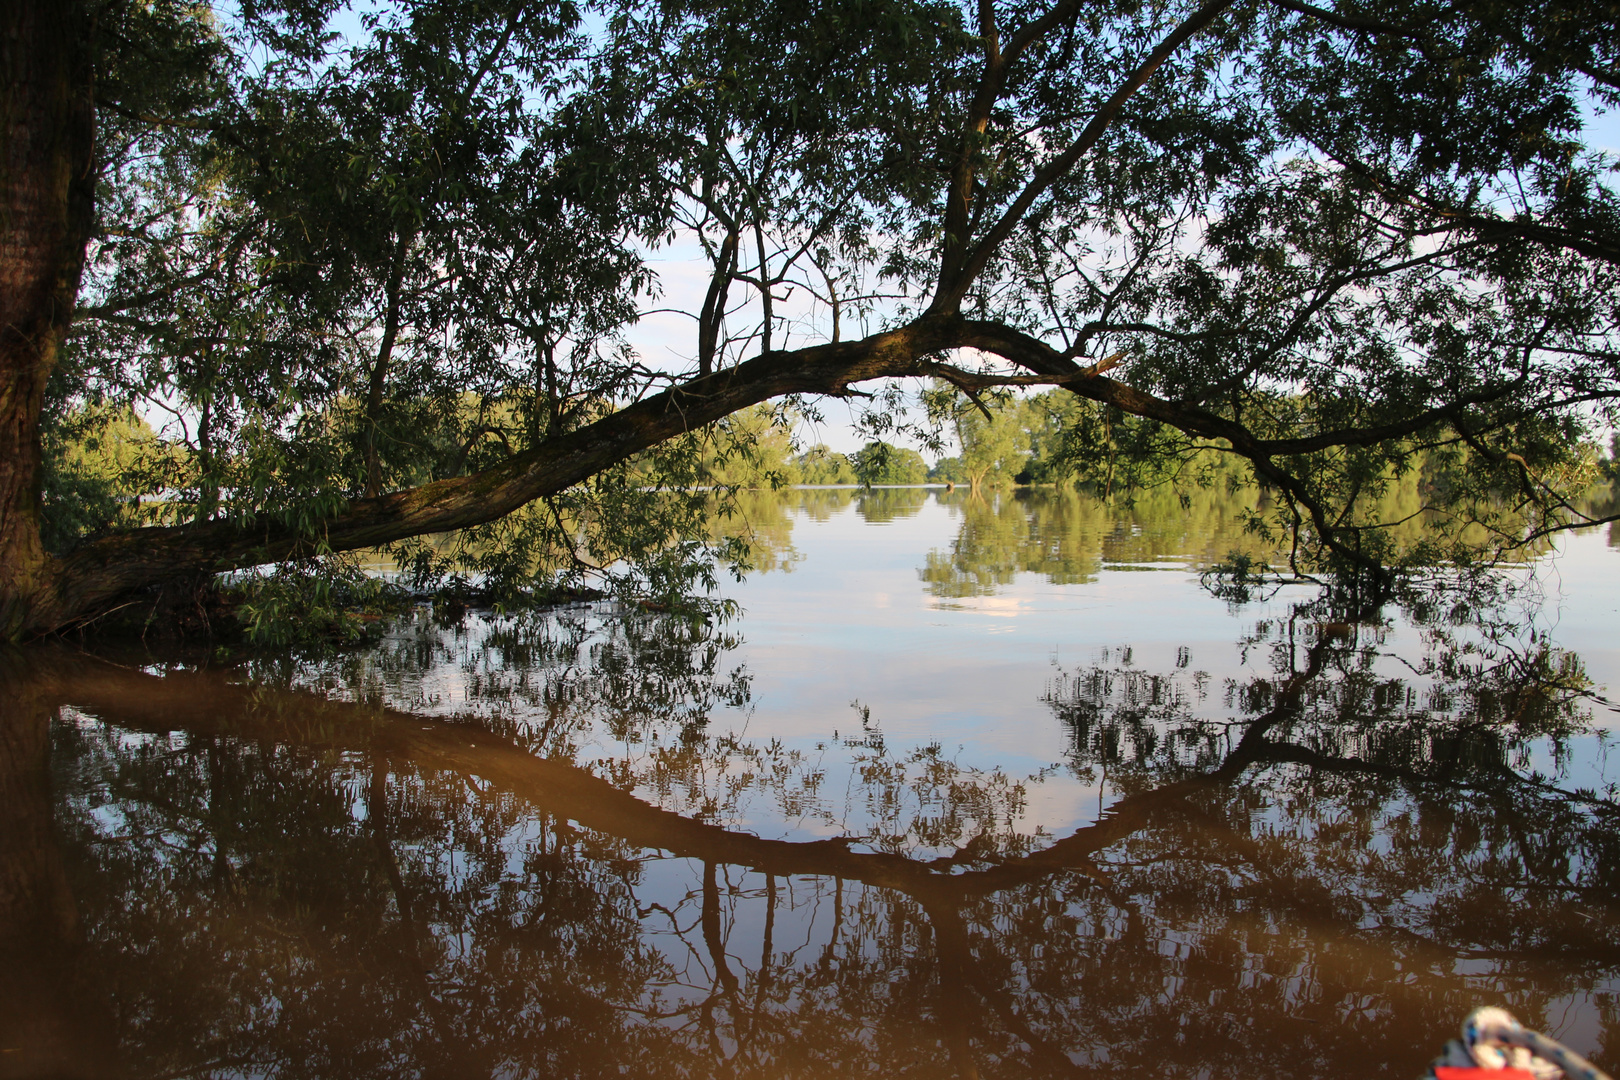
[2,0,1617,638]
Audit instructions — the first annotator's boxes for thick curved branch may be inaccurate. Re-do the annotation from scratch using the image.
[34,319,961,632]
[30,307,1556,633]
[960,320,1526,457]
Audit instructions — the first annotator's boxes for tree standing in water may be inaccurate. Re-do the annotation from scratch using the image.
[3,0,1618,638]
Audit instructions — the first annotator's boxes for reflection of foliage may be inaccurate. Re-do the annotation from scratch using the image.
[705,489,804,574]
[854,486,929,524]
[15,550,1619,1080]
[922,490,1042,596]
[1047,605,1600,789]
[1576,476,1620,549]
[53,719,679,1079]
[845,740,1034,861]
[921,486,1275,597]
[792,486,858,521]
[269,606,754,747]
[622,731,1036,861]
[30,600,1619,1079]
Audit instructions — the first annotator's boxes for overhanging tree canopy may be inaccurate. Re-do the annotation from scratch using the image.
[2,0,1618,638]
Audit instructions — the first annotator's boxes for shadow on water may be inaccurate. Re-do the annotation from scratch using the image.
[0,574,1616,1080]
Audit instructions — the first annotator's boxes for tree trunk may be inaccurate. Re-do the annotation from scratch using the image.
[0,0,95,639]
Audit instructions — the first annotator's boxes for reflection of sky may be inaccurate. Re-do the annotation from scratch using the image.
[712,493,1620,829]
[332,492,1620,847]
[1541,525,1620,703]
[78,497,1617,1066]
[723,493,1282,744]
[1524,525,1620,792]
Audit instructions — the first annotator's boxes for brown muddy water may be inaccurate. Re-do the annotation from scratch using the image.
[2,487,1617,1080]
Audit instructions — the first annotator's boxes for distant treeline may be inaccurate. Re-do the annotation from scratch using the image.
[42,392,1618,582]
[682,391,1270,493]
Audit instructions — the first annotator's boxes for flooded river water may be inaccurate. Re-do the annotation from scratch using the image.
[3,487,1616,1079]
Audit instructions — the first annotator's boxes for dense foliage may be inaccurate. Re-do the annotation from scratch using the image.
[5,0,1620,633]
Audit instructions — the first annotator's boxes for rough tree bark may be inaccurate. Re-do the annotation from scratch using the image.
[0,0,95,640]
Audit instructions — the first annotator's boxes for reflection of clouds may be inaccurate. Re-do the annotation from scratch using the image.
[1012,772,1107,833]
[951,595,1029,618]
[24,486,1620,1077]
[271,492,1620,849]
[37,544,1620,1080]
[277,506,1620,839]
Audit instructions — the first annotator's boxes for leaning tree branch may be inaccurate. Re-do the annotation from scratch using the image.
[29,306,1560,634]
[34,318,960,632]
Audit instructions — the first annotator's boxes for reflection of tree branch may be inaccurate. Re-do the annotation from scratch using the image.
[819,877,843,969]
[33,637,1613,960]
[23,640,1620,1080]
[369,752,418,941]
[46,651,1194,903]
[1255,739,1619,817]
[923,899,1093,1079]
[702,861,739,996]
[22,652,1308,916]
[363,750,474,1080]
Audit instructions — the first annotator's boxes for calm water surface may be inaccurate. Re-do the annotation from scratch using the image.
[3,487,1617,1079]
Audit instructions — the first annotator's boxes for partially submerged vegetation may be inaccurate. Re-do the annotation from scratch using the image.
[38,388,1617,648]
